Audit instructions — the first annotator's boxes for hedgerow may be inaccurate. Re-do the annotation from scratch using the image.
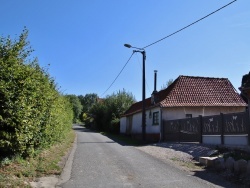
[0,29,73,157]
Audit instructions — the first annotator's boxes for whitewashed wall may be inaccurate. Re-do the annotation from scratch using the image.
[162,106,245,121]
[131,113,142,134]
[145,107,161,134]
[120,107,162,134]
[120,116,126,134]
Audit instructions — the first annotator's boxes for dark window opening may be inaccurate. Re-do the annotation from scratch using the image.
[153,112,159,125]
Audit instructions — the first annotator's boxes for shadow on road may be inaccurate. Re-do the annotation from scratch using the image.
[72,125,96,133]
[78,141,115,144]
[192,169,239,188]
[72,125,142,146]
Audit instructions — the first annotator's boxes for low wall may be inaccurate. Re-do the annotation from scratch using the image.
[164,111,250,146]
[203,135,248,146]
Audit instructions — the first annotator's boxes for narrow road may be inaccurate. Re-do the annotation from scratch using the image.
[58,125,228,188]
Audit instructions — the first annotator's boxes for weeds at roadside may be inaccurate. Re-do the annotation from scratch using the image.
[0,130,75,187]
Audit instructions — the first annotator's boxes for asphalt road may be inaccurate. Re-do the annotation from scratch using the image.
[57,125,228,188]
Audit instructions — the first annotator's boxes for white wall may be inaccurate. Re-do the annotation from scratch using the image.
[202,135,248,146]
[131,113,141,133]
[145,107,161,134]
[162,106,246,121]
[203,135,221,145]
[124,107,162,134]
[120,117,126,134]
[224,135,248,145]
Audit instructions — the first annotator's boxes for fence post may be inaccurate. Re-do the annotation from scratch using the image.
[178,120,181,143]
[247,109,250,146]
[161,119,165,142]
[220,113,224,145]
[199,115,203,144]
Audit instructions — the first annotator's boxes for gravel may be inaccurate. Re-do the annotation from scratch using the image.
[136,142,215,171]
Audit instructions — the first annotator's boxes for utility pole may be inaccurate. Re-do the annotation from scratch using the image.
[124,44,146,141]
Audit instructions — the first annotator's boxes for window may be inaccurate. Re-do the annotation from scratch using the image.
[153,112,159,125]
[186,114,192,118]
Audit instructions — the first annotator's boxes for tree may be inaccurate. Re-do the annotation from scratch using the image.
[161,79,174,90]
[65,94,82,123]
[90,89,136,133]
[78,93,98,123]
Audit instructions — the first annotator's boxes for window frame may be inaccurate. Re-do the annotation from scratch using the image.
[152,111,159,125]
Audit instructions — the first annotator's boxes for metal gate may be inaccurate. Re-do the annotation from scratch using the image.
[163,117,201,142]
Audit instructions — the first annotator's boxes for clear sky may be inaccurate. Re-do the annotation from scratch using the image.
[1,0,249,101]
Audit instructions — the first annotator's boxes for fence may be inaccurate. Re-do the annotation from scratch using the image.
[163,111,250,146]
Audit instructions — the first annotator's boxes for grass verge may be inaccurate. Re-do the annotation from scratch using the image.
[0,130,75,188]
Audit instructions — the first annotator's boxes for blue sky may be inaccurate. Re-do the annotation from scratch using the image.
[1,0,249,101]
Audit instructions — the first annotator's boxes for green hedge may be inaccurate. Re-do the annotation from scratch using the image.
[0,29,73,157]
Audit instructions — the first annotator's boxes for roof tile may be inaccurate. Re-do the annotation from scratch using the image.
[123,75,247,116]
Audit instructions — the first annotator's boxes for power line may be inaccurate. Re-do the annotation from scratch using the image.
[101,52,135,97]
[143,0,237,49]
[100,0,236,97]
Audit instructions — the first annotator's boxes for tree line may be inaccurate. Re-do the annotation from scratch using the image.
[66,90,136,133]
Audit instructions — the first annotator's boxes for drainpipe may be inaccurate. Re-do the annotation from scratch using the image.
[160,108,163,142]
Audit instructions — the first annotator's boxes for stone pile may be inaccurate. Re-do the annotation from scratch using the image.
[199,156,250,176]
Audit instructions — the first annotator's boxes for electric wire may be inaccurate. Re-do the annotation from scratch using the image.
[100,0,236,97]
[143,0,237,49]
[101,52,135,97]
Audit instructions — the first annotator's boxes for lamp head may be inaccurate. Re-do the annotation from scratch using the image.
[124,44,132,48]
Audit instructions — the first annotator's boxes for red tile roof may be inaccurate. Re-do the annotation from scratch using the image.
[123,75,247,116]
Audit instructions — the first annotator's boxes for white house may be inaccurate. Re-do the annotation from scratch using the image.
[120,75,247,141]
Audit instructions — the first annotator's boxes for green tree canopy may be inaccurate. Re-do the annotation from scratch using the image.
[90,89,136,132]
[161,79,174,90]
[0,29,73,157]
[78,93,98,113]
[65,94,83,123]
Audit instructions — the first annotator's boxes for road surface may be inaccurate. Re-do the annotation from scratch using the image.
[57,125,233,188]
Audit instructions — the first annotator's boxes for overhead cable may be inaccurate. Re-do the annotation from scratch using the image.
[143,0,237,49]
[101,52,135,97]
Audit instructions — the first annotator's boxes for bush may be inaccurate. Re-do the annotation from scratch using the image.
[109,119,120,134]
[0,29,73,157]
[90,89,135,132]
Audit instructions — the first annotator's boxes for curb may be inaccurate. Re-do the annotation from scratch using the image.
[56,133,77,187]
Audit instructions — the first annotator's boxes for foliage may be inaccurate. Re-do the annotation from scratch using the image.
[81,113,93,126]
[0,29,73,157]
[161,79,174,90]
[78,93,98,123]
[65,94,82,123]
[78,93,98,113]
[0,130,75,187]
[90,89,135,132]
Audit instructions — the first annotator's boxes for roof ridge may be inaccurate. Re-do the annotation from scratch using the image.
[179,75,228,80]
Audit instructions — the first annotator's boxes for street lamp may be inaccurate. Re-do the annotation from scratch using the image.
[124,43,146,142]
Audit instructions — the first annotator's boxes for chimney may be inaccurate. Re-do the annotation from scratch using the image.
[151,70,158,104]
[154,70,157,93]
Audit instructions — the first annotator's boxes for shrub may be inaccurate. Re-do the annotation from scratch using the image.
[0,29,73,157]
